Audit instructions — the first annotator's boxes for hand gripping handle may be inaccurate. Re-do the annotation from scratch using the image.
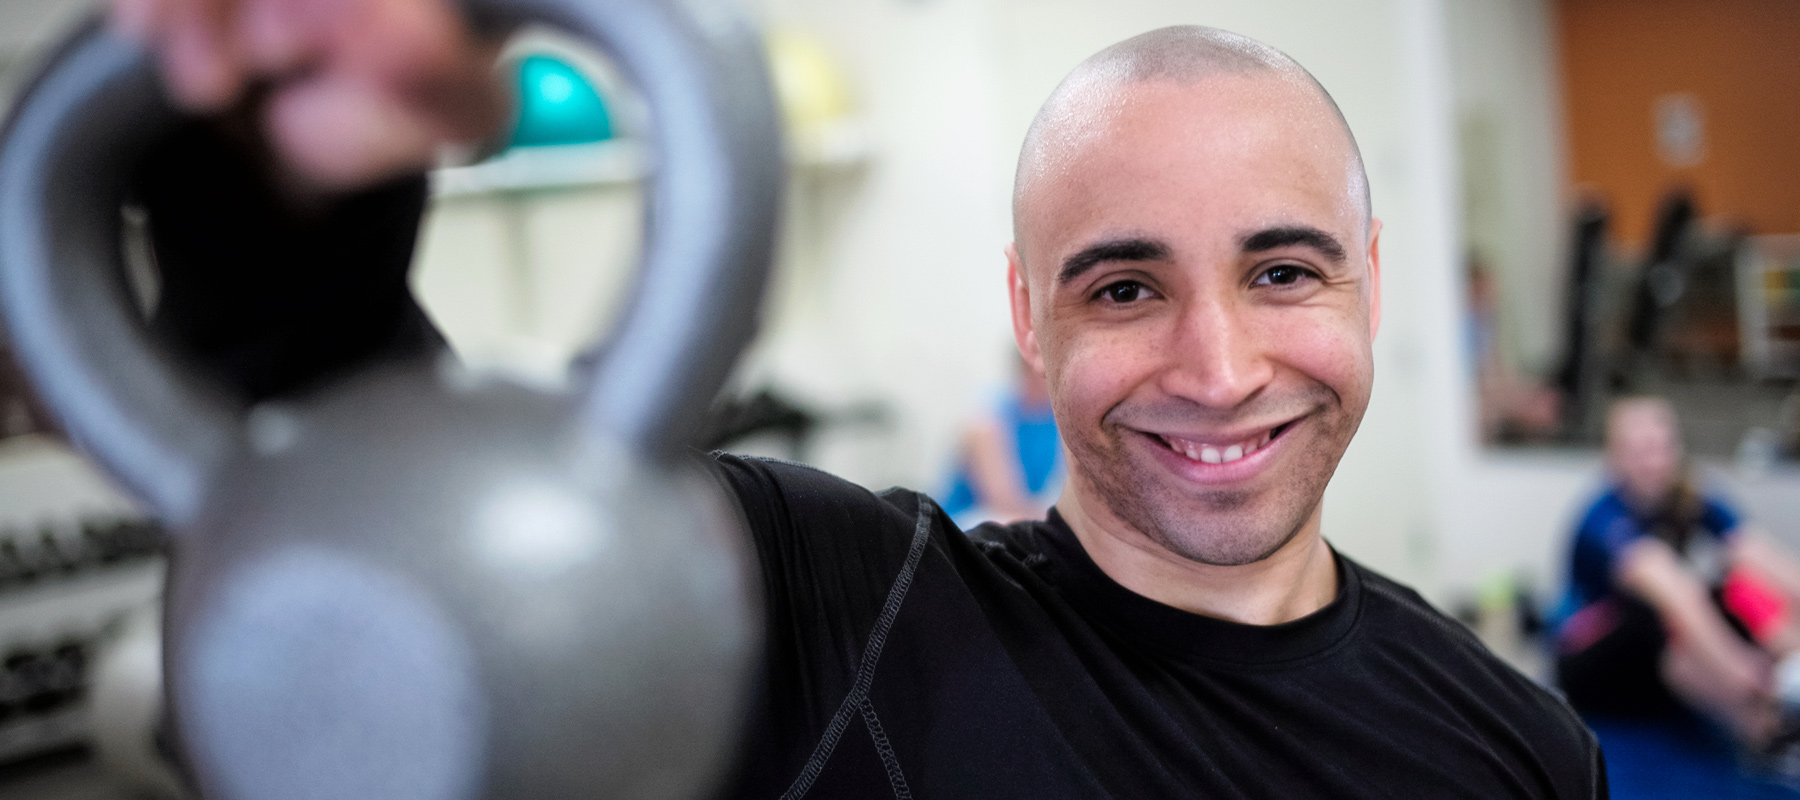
[0,0,782,524]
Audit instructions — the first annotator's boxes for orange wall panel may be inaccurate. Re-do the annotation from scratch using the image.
[1558,0,1800,246]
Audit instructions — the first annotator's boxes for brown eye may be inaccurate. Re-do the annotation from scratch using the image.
[1097,280,1149,304]
[1255,265,1317,287]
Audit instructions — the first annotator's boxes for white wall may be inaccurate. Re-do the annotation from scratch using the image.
[1444,0,1568,376]
[733,0,1017,490]
[727,0,1474,595]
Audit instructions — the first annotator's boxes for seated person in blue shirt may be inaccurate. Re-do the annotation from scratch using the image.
[1558,397,1800,748]
[939,356,1063,527]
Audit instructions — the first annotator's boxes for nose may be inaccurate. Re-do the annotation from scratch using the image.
[1157,291,1274,410]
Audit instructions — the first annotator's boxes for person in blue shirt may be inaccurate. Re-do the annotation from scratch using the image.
[1558,397,1800,749]
[940,357,1063,528]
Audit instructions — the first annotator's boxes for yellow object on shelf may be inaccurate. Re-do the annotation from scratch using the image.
[766,30,854,132]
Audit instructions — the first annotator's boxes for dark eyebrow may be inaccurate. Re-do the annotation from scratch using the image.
[1056,237,1172,286]
[1240,226,1347,263]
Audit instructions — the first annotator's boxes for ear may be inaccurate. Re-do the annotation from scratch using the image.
[1006,243,1045,375]
[1365,219,1383,340]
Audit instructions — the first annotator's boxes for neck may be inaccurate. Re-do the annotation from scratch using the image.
[1618,480,1678,514]
[1057,480,1338,626]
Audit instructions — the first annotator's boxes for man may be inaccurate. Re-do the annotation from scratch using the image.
[115,1,1602,796]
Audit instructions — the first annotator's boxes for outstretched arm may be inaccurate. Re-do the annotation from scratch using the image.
[111,0,503,192]
[108,0,494,395]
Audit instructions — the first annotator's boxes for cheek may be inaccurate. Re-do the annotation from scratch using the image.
[1042,322,1165,429]
[1252,307,1373,407]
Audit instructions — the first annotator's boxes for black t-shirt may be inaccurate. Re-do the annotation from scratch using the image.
[713,453,1605,799]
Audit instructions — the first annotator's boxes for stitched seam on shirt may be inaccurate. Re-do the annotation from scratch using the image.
[778,498,934,800]
[735,453,838,476]
[859,696,914,800]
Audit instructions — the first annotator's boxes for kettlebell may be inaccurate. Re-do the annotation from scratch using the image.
[0,0,781,797]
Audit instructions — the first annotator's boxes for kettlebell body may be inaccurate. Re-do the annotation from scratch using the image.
[166,365,756,800]
[0,0,784,796]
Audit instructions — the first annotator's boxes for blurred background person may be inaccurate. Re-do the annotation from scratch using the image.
[1468,258,1560,443]
[1557,398,1800,773]
[938,355,1062,528]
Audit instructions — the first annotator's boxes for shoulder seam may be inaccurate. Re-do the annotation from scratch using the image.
[713,451,836,478]
[777,497,935,800]
[1361,577,1491,655]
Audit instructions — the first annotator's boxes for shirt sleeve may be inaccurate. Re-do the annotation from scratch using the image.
[1598,513,1645,562]
[1700,496,1742,538]
[702,452,935,782]
[1568,495,1640,605]
[137,120,444,402]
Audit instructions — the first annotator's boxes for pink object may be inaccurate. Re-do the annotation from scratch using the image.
[1722,568,1789,644]
[1558,600,1620,655]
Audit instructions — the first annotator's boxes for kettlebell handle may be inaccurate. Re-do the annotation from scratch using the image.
[0,0,782,525]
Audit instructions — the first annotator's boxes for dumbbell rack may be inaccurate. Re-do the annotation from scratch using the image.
[0,438,164,768]
[0,519,165,765]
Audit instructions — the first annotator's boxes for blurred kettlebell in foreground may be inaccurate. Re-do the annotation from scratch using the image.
[0,0,782,796]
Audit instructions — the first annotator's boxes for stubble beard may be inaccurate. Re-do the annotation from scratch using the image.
[1068,395,1358,568]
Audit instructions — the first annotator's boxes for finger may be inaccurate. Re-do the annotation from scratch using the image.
[110,0,169,40]
[332,0,454,96]
[239,0,309,75]
[160,0,246,109]
[263,72,439,190]
[337,0,504,141]
[240,0,345,77]
[405,37,506,142]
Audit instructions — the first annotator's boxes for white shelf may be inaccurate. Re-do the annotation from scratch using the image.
[789,117,874,168]
[429,118,874,198]
[431,140,648,197]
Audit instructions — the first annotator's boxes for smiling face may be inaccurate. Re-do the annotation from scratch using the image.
[1009,73,1380,567]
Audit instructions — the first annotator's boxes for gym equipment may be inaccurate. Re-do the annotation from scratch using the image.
[0,1,782,800]
[0,517,164,767]
[1554,201,1608,442]
[511,54,615,147]
[0,441,167,767]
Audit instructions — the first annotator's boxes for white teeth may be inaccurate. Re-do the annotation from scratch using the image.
[1164,430,1275,465]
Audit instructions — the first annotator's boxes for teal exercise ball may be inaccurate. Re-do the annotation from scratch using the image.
[511,55,614,147]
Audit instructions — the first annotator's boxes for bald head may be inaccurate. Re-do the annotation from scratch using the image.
[1013,26,1370,248]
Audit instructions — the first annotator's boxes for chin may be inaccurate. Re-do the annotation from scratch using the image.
[1161,523,1305,567]
[1133,492,1316,567]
